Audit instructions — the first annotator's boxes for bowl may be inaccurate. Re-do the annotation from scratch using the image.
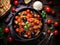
[11,8,44,42]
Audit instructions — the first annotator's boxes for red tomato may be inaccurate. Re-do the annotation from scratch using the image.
[13,0,19,6]
[26,9,30,13]
[30,23,34,26]
[53,30,58,35]
[29,28,32,31]
[34,20,37,24]
[34,20,39,24]
[54,22,59,26]
[18,23,21,26]
[36,20,40,24]
[7,37,13,42]
[37,15,40,18]
[15,16,19,20]
[27,14,32,18]
[24,11,27,14]
[47,30,51,34]
[51,10,55,15]
[22,11,27,15]
[4,27,9,33]
[45,6,51,13]
[18,23,22,26]
[28,19,33,23]
[15,28,19,33]
[20,28,24,32]
[47,19,52,24]
[11,7,16,12]
[17,18,20,22]
[19,25,23,28]
[27,32,31,36]
[28,19,31,22]
[48,1,53,5]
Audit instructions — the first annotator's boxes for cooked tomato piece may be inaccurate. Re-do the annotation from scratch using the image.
[15,28,19,33]
[22,11,27,15]
[36,20,40,24]
[37,15,40,18]
[29,27,33,31]
[30,23,34,26]
[26,9,30,13]
[27,13,32,18]
[15,16,19,20]
[20,28,24,32]
[17,18,21,22]
[28,19,33,23]
[34,20,37,24]
[27,32,31,36]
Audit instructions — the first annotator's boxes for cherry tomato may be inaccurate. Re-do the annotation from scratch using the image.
[28,19,31,22]
[7,37,13,42]
[28,18,34,23]
[29,28,32,31]
[15,28,19,33]
[36,20,40,24]
[27,14,32,18]
[22,11,27,15]
[51,10,55,15]
[17,18,21,22]
[24,11,27,14]
[20,28,24,32]
[45,6,51,13]
[37,15,40,18]
[13,0,19,6]
[34,20,39,24]
[54,22,59,26]
[26,9,30,13]
[53,30,58,35]
[27,32,31,36]
[15,16,19,20]
[30,23,34,26]
[47,30,51,34]
[11,7,16,12]
[34,20,37,24]
[47,19,52,24]
[18,23,22,26]
[19,25,23,28]
[4,27,9,33]
[48,1,53,5]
